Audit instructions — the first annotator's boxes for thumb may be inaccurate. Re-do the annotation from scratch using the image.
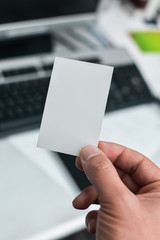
[80,145,131,202]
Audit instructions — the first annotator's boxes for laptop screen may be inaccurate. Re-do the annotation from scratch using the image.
[0,0,99,25]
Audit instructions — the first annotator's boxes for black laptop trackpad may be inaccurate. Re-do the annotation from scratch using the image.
[0,33,53,59]
[58,153,91,191]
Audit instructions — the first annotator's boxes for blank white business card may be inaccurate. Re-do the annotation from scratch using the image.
[37,57,113,156]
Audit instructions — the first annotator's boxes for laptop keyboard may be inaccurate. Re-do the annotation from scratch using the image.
[106,64,154,112]
[0,58,154,134]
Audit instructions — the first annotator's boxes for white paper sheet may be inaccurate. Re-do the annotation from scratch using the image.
[37,57,113,156]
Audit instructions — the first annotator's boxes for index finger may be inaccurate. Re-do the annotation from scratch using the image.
[98,141,160,187]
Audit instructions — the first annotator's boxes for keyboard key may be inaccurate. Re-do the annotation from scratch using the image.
[3,67,37,77]
[79,58,100,64]
[5,109,15,120]
[6,98,15,107]
[15,106,23,117]
[43,63,53,72]
[0,112,5,121]
[0,100,5,109]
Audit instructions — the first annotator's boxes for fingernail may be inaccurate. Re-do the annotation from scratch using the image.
[81,145,101,161]
[88,218,96,232]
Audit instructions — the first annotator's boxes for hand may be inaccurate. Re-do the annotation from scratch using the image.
[73,142,160,240]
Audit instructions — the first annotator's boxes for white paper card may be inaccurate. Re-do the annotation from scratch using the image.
[37,57,113,156]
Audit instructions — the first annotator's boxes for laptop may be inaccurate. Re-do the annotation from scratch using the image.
[0,0,154,136]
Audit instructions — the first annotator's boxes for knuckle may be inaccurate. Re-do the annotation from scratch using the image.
[88,155,112,173]
[83,185,95,194]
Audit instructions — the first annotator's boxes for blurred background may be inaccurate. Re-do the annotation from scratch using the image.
[0,0,160,239]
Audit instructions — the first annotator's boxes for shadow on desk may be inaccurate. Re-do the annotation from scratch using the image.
[60,229,95,240]
[58,153,91,190]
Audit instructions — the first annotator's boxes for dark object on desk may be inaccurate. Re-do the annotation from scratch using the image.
[145,18,158,25]
[0,33,53,59]
[58,153,90,190]
[0,58,154,135]
[129,0,148,8]
[60,228,95,240]
[145,9,160,26]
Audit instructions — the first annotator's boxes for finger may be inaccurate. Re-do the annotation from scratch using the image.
[86,210,98,234]
[80,145,132,203]
[75,157,83,171]
[77,146,141,193]
[116,167,140,193]
[98,141,160,187]
[72,185,99,210]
